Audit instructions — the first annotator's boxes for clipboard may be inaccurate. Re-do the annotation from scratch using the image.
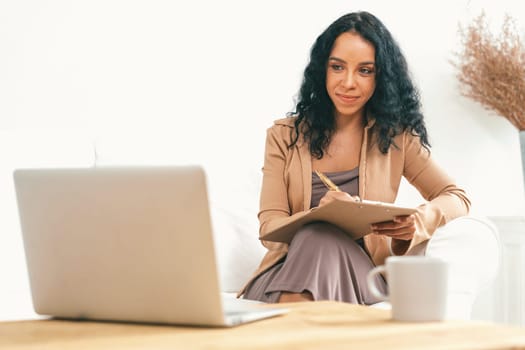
[260,198,417,244]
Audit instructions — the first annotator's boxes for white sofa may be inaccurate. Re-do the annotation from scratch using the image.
[210,173,501,320]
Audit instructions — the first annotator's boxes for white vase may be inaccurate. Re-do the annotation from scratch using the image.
[520,131,525,188]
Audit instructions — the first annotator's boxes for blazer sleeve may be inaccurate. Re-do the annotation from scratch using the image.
[391,132,471,255]
[258,125,309,250]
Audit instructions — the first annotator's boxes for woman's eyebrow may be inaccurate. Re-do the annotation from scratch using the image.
[328,56,346,63]
[328,56,375,65]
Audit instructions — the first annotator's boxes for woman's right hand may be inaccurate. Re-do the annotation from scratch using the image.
[318,190,360,207]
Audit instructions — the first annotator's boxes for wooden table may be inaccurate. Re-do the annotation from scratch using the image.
[2,301,525,349]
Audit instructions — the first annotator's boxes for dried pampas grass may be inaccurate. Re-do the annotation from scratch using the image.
[452,13,525,130]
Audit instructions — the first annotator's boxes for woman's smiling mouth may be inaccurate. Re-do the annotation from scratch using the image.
[336,93,360,104]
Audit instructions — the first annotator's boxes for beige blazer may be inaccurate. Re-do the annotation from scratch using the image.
[239,117,470,296]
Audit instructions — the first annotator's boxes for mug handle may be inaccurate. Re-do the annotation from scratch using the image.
[367,265,388,301]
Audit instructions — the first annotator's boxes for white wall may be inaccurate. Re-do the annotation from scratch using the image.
[1,0,524,319]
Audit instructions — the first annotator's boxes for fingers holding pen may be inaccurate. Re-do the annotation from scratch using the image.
[319,190,360,207]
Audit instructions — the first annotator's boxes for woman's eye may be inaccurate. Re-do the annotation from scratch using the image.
[360,67,375,75]
[330,64,344,71]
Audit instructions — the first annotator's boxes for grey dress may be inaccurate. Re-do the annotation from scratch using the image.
[243,168,387,304]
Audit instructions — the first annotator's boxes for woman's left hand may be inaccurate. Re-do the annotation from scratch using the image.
[370,214,416,241]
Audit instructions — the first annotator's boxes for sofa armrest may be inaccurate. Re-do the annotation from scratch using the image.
[408,216,501,319]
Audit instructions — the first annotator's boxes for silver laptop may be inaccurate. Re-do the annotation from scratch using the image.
[13,165,288,327]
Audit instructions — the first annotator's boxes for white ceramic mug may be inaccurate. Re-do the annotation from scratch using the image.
[367,256,448,322]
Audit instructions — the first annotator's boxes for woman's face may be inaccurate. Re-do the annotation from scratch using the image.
[325,32,376,121]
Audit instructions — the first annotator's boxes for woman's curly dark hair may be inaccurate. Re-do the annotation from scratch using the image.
[289,11,430,157]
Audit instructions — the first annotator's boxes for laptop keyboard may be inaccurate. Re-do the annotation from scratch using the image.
[222,295,264,315]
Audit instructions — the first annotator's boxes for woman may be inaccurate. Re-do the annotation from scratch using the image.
[240,11,470,304]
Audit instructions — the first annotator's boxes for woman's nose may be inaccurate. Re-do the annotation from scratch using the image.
[341,72,356,88]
